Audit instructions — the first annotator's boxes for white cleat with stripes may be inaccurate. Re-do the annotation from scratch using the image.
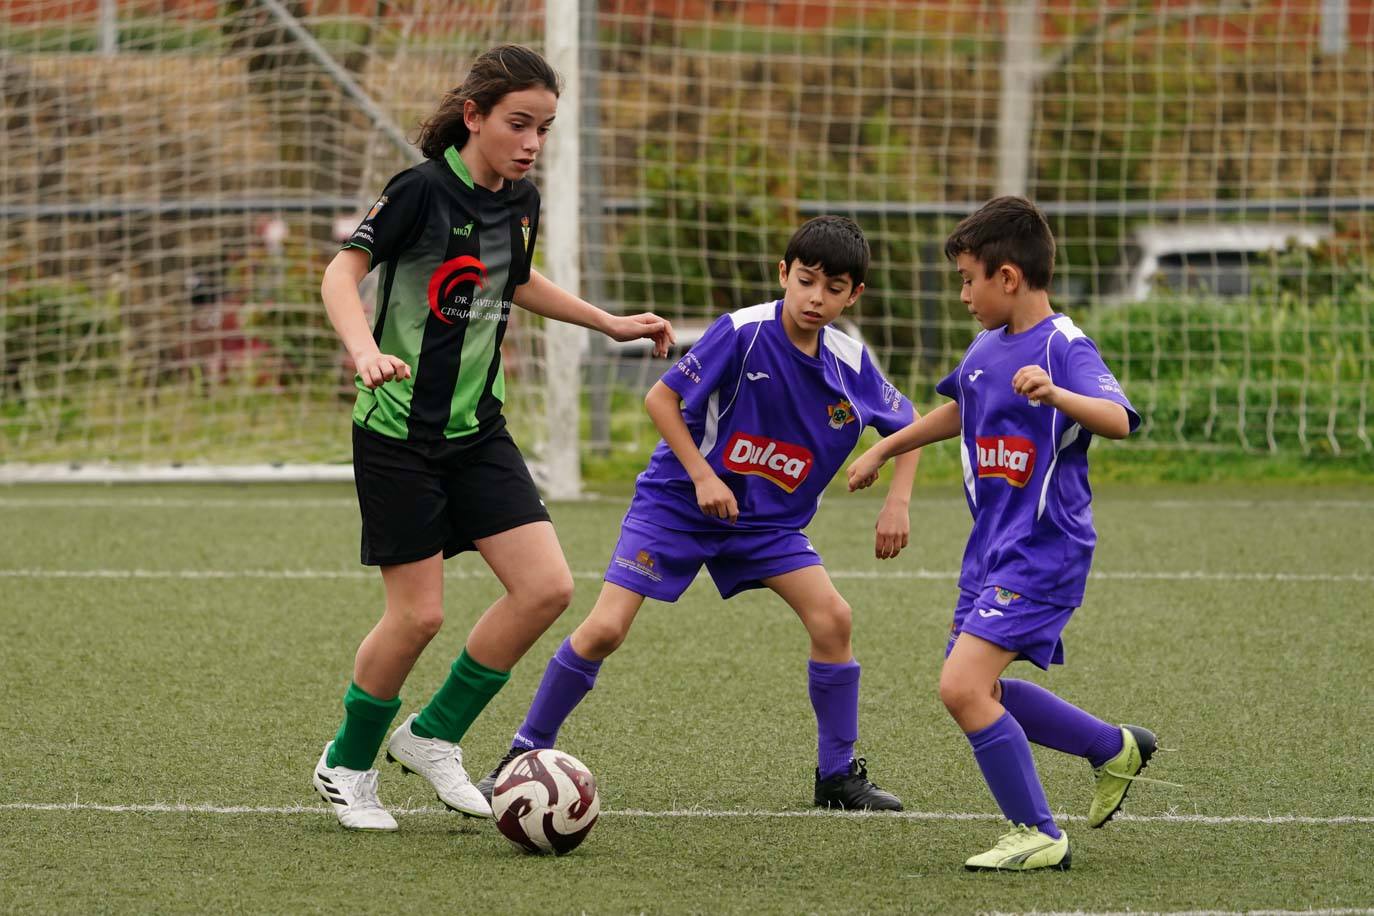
[312,742,398,831]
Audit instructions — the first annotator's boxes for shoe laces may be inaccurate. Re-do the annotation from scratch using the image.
[1093,761,1182,789]
[1092,760,1128,779]
[352,769,385,811]
[847,757,891,792]
[992,823,1037,850]
[415,734,466,768]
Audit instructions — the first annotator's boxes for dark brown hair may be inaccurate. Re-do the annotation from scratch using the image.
[415,45,562,160]
[944,196,1056,290]
[783,216,870,287]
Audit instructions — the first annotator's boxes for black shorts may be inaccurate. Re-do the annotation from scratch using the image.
[352,423,551,566]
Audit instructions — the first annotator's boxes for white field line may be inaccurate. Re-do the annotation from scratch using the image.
[1,496,1373,511]
[985,910,1374,916]
[1143,498,1374,510]
[0,497,359,509]
[2,568,1372,584]
[1,801,1371,826]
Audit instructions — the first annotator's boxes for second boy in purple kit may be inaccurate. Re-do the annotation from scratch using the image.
[479,216,918,810]
[850,196,1163,871]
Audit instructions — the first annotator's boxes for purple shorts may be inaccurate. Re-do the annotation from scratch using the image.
[603,513,823,601]
[944,585,1076,670]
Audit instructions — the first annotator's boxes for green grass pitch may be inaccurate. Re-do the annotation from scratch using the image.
[2,483,1372,914]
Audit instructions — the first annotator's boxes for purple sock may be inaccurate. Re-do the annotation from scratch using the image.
[999,678,1124,768]
[512,638,602,750]
[966,711,1061,839]
[808,659,860,780]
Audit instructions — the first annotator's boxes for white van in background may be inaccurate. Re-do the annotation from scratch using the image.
[1109,223,1332,302]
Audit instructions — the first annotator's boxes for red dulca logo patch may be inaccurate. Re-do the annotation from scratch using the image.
[975,435,1036,487]
[723,432,814,493]
[427,256,488,325]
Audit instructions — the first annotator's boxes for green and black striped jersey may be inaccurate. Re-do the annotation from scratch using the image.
[344,146,540,442]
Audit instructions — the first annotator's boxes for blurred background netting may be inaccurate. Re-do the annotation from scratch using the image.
[3,1,1370,477]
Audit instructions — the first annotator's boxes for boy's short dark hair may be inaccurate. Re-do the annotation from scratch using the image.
[943,196,1056,290]
[783,216,870,287]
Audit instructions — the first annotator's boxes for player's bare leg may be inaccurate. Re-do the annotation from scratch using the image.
[765,565,902,811]
[765,564,853,663]
[570,581,648,660]
[355,551,447,697]
[942,633,1069,870]
[314,552,444,830]
[478,582,646,802]
[389,522,574,818]
[467,520,576,670]
[939,633,1016,733]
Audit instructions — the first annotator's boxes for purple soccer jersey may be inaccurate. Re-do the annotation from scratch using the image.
[935,314,1139,607]
[628,300,915,533]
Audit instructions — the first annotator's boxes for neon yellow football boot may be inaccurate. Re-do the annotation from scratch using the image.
[1088,724,1157,828]
[964,823,1071,872]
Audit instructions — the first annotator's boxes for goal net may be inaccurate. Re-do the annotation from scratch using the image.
[3,0,1370,488]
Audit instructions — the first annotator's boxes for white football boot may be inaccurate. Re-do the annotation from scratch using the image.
[385,713,492,818]
[312,742,398,831]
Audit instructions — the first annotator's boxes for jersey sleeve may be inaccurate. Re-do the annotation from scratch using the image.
[936,335,981,401]
[934,365,961,402]
[1057,336,1141,433]
[659,314,740,414]
[935,330,990,401]
[856,352,916,436]
[343,169,430,268]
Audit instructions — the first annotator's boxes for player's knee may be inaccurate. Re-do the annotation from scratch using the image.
[830,596,853,637]
[540,572,575,615]
[403,602,445,642]
[938,674,980,717]
[514,570,574,619]
[573,618,627,658]
[809,594,853,650]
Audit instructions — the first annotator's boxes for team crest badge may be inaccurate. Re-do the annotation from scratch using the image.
[826,399,857,430]
[635,550,654,569]
[521,215,531,251]
[994,587,1020,606]
[366,195,388,220]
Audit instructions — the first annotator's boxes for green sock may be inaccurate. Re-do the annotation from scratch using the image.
[411,649,511,743]
[326,681,402,770]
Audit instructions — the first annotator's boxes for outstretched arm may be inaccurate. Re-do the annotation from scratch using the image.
[643,380,738,523]
[321,247,412,389]
[848,400,961,491]
[1012,366,1131,439]
[874,449,918,559]
[514,268,676,357]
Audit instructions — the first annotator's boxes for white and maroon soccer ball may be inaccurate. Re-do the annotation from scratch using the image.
[491,748,600,855]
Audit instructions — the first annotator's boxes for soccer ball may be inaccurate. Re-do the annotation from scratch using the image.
[491,748,600,855]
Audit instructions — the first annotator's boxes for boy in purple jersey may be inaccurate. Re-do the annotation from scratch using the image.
[850,197,1163,870]
[476,217,920,810]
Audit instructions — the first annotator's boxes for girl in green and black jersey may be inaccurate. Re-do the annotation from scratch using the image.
[312,44,674,830]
